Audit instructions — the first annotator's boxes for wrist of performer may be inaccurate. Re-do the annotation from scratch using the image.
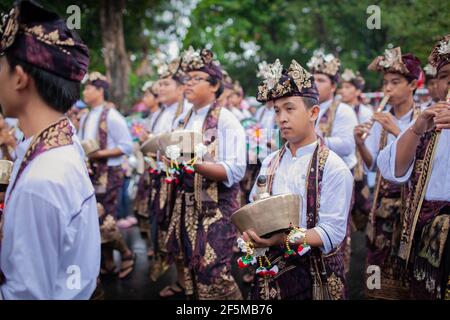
[410,123,425,137]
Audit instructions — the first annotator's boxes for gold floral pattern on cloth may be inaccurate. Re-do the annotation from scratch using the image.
[194,266,242,300]
[203,243,217,267]
[6,117,73,201]
[22,25,75,54]
[318,100,339,138]
[203,208,223,235]
[258,276,282,300]
[376,198,402,219]
[0,7,20,52]
[185,193,198,251]
[399,131,440,262]
[418,214,450,268]
[288,59,313,90]
[327,273,344,300]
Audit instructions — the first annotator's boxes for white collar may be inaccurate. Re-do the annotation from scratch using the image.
[193,103,211,116]
[90,104,104,113]
[16,136,34,160]
[286,140,318,158]
[165,102,178,111]
[320,98,333,111]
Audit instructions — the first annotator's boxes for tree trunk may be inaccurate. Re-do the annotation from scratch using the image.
[99,0,130,111]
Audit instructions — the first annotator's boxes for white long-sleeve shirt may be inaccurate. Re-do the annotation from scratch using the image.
[183,104,247,187]
[377,125,450,202]
[160,100,193,132]
[249,141,353,254]
[355,104,373,124]
[78,105,133,166]
[317,99,358,170]
[0,134,100,300]
[364,106,416,172]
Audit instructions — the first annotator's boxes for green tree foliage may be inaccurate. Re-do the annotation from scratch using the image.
[184,0,449,94]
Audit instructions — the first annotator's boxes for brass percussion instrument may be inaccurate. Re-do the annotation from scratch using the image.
[81,139,100,156]
[0,160,13,192]
[231,176,301,237]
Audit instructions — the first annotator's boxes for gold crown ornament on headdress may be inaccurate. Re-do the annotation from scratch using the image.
[423,64,437,77]
[368,47,409,74]
[307,49,341,77]
[428,35,450,70]
[157,57,183,79]
[180,46,215,71]
[256,59,314,102]
[82,71,108,84]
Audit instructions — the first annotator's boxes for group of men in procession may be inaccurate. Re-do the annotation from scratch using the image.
[0,0,449,300]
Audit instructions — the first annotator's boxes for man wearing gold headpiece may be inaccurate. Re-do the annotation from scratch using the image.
[355,47,422,300]
[377,35,450,300]
[244,59,353,300]
[0,0,99,299]
[164,47,246,300]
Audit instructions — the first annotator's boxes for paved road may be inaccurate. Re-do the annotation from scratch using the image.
[101,226,367,300]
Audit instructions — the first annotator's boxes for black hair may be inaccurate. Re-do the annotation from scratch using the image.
[301,96,319,109]
[6,52,80,113]
[207,77,224,98]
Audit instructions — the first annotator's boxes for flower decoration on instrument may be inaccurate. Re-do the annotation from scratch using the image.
[236,237,277,276]
[164,144,181,184]
[181,143,208,175]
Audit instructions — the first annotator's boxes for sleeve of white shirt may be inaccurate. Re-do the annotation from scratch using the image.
[325,103,358,158]
[313,156,353,254]
[0,191,99,300]
[107,109,133,156]
[363,121,382,172]
[218,108,247,187]
[377,122,415,184]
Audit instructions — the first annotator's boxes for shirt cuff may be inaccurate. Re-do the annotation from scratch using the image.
[218,161,234,187]
[117,144,133,157]
[389,141,414,183]
[313,225,333,254]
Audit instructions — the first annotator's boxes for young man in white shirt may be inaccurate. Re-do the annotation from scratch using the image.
[0,0,99,299]
[244,59,353,300]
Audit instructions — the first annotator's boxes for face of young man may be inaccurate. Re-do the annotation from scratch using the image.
[314,73,336,104]
[436,64,450,101]
[426,78,440,102]
[158,77,183,106]
[340,82,361,105]
[82,84,104,107]
[184,71,218,107]
[228,92,241,108]
[142,91,158,111]
[217,88,232,107]
[273,96,319,145]
[0,56,24,118]
[382,72,416,106]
